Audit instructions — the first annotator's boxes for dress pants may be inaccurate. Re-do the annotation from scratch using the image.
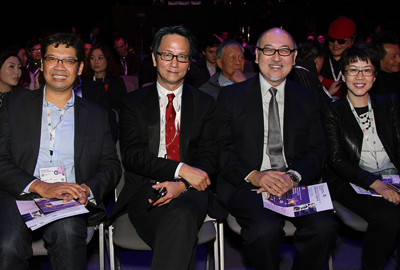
[127,183,208,270]
[333,182,400,270]
[228,182,338,270]
[0,192,88,270]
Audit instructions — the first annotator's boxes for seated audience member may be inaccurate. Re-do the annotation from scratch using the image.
[113,35,142,76]
[81,43,127,110]
[217,27,337,270]
[200,40,249,100]
[322,43,400,270]
[370,31,400,96]
[26,38,42,89]
[320,17,356,98]
[8,45,34,89]
[0,50,27,108]
[185,34,221,88]
[108,26,217,270]
[288,41,341,104]
[0,33,121,270]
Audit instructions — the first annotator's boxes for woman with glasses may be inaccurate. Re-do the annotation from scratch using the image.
[322,43,400,270]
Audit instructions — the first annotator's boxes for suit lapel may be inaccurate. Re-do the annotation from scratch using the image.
[74,97,88,177]
[147,84,161,155]
[28,89,44,171]
[283,80,301,148]
[179,84,193,162]
[244,75,264,158]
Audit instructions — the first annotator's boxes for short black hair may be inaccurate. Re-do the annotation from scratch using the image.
[0,50,19,69]
[372,30,399,60]
[296,41,323,65]
[152,26,197,59]
[341,43,380,75]
[201,34,221,52]
[41,33,85,63]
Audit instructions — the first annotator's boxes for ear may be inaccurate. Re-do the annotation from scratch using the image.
[78,61,84,76]
[292,50,298,66]
[217,58,223,69]
[40,59,44,72]
[152,53,157,67]
[341,73,346,83]
[255,48,259,64]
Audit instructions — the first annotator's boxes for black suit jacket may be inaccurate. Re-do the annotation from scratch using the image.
[0,88,121,224]
[216,74,327,203]
[108,83,217,220]
[322,93,400,198]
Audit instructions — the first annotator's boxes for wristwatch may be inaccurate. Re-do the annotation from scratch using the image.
[286,172,300,188]
[179,178,191,193]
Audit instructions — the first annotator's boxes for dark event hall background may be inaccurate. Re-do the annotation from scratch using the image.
[2,0,399,54]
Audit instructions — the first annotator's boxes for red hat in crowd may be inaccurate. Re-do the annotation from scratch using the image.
[328,18,356,39]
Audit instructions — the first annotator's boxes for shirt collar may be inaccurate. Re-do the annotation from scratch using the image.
[259,75,286,97]
[218,73,233,87]
[156,81,183,99]
[43,86,75,108]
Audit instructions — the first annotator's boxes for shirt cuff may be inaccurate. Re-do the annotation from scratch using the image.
[287,169,302,182]
[21,179,39,195]
[174,162,184,179]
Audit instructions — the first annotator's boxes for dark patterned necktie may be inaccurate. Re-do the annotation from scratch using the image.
[267,87,286,171]
[165,94,180,161]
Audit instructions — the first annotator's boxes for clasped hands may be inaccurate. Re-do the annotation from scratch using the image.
[29,180,90,207]
[247,170,293,197]
[149,164,210,207]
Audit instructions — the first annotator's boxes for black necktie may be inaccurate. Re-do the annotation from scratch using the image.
[267,87,286,171]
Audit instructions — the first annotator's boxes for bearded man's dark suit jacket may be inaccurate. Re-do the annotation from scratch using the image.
[216,74,337,270]
[0,88,121,222]
[108,82,217,270]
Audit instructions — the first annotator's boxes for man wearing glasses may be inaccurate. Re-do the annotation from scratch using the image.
[320,17,356,98]
[0,33,121,269]
[108,26,217,270]
[217,28,337,270]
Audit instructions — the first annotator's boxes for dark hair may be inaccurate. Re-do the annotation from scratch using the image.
[81,43,121,78]
[372,30,399,60]
[113,35,128,44]
[152,26,197,59]
[41,33,85,63]
[201,34,221,52]
[0,50,20,69]
[296,41,323,65]
[26,38,41,52]
[341,43,380,75]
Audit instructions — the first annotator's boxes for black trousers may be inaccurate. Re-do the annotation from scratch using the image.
[127,183,208,270]
[228,183,338,270]
[0,192,88,270]
[334,182,400,270]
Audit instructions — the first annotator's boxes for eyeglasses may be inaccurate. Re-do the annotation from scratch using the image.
[31,48,41,53]
[257,47,296,56]
[328,37,348,45]
[345,68,375,77]
[43,56,78,66]
[156,52,190,63]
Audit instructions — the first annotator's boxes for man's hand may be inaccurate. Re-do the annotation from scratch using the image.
[149,181,186,207]
[29,180,88,205]
[327,80,343,96]
[178,164,210,191]
[370,180,400,205]
[230,70,247,84]
[247,170,293,196]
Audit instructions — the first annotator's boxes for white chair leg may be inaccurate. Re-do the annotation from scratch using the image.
[218,220,224,270]
[328,252,333,270]
[99,222,104,270]
[108,225,115,270]
[213,220,219,270]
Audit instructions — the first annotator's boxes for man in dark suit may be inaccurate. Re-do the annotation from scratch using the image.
[0,33,121,270]
[217,28,337,270]
[108,26,217,270]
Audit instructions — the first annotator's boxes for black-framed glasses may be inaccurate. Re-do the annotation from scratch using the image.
[345,68,375,77]
[156,52,190,63]
[328,37,348,45]
[257,47,296,56]
[43,57,78,66]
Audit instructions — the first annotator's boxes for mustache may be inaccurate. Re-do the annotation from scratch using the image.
[268,61,285,68]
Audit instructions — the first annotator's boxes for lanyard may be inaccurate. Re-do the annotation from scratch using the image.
[346,95,381,174]
[46,102,68,163]
[329,58,342,82]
